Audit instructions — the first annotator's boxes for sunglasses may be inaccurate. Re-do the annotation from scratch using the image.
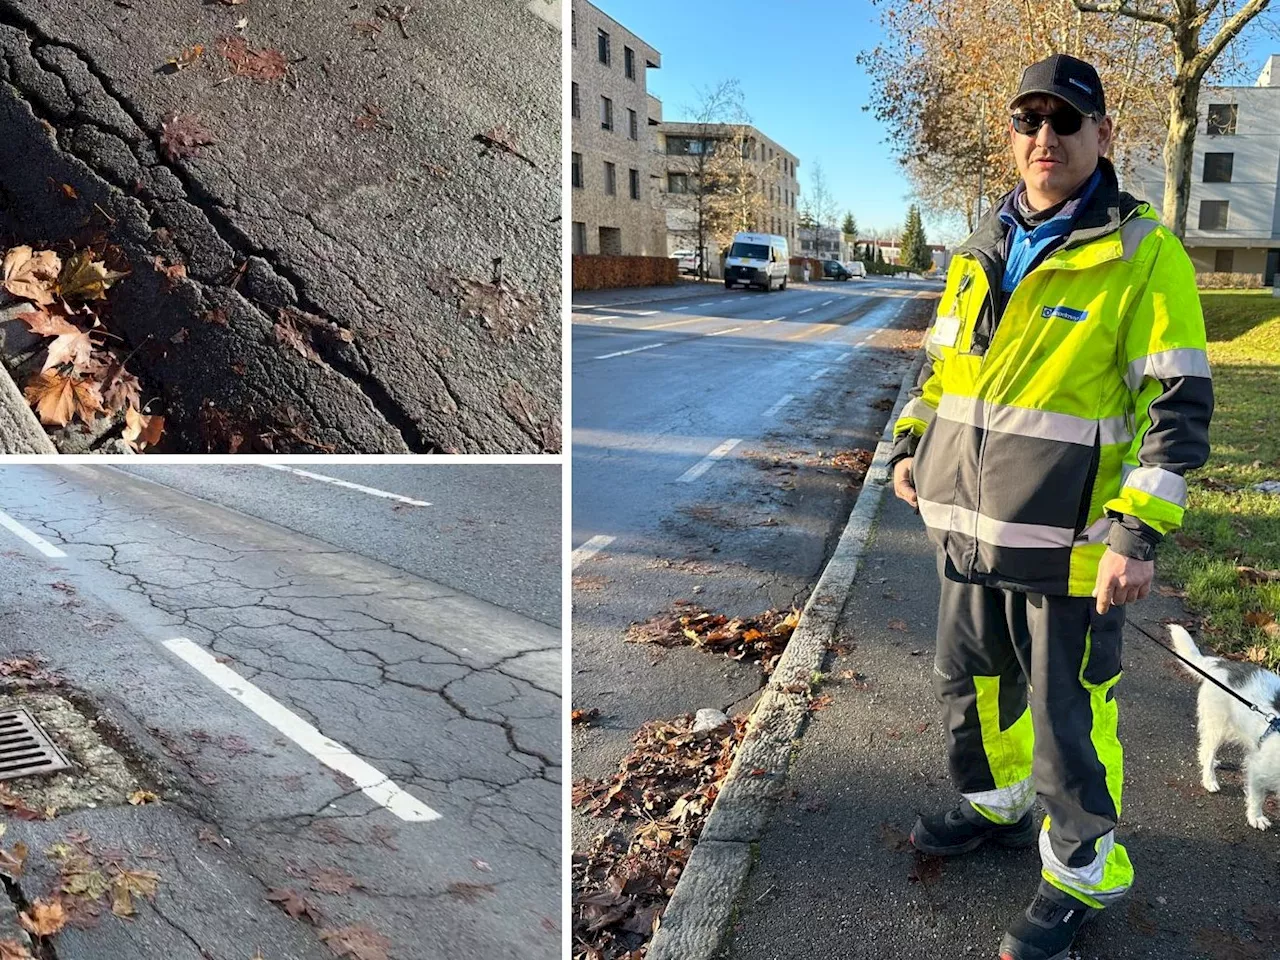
[1010,110,1095,137]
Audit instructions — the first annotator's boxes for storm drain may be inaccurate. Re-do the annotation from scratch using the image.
[0,708,71,781]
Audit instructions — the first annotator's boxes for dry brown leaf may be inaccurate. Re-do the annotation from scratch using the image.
[153,255,187,284]
[127,790,159,806]
[273,314,321,363]
[160,112,216,162]
[319,925,392,960]
[110,868,159,918]
[0,842,26,880]
[457,276,541,340]
[163,44,204,72]
[42,326,93,373]
[15,307,78,338]
[215,35,288,81]
[123,408,165,452]
[3,246,62,305]
[57,250,126,302]
[265,888,323,925]
[308,867,360,895]
[572,707,601,726]
[23,371,103,426]
[0,940,32,959]
[19,898,66,937]
[100,365,141,415]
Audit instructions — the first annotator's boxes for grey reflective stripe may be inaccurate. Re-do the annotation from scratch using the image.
[1040,829,1129,905]
[964,779,1035,824]
[936,395,1133,448]
[917,497,1078,548]
[1125,348,1212,390]
[1079,516,1111,545]
[1123,465,1188,506]
[1120,217,1159,260]
[899,396,936,427]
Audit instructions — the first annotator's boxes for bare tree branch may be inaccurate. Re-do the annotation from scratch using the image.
[1193,0,1273,77]
[1072,0,1176,27]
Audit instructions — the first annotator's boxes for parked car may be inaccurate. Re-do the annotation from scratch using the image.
[842,260,867,278]
[670,250,698,275]
[724,232,789,292]
[823,260,853,281]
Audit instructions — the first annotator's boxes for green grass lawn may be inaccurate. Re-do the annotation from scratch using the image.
[1157,289,1280,664]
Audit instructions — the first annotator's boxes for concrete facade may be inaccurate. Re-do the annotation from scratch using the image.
[1127,54,1280,283]
[570,1,666,256]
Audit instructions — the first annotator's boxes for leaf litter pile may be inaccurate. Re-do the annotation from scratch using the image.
[627,602,801,675]
[572,713,746,959]
[3,244,163,450]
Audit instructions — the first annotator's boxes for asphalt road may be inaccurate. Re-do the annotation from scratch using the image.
[0,465,561,960]
[114,464,562,626]
[570,277,939,830]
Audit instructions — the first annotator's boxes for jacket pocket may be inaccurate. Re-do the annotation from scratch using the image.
[1073,427,1101,538]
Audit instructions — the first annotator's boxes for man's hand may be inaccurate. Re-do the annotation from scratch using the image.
[892,458,918,510]
[1094,548,1154,614]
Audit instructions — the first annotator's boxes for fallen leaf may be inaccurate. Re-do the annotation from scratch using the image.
[0,842,26,880]
[887,618,908,631]
[3,246,62,305]
[19,898,66,937]
[57,249,127,302]
[0,940,32,959]
[319,925,392,960]
[809,694,835,712]
[127,790,159,806]
[153,255,187,284]
[446,882,496,903]
[62,864,109,901]
[572,707,601,726]
[23,371,103,426]
[215,35,288,82]
[265,888,323,925]
[308,866,360,895]
[159,112,216,162]
[123,408,165,452]
[162,44,204,72]
[110,868,158,918]
[274,314,321,363]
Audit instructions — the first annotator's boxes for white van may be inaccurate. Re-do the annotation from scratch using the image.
[724,232,789,292]
[842,260,867,279]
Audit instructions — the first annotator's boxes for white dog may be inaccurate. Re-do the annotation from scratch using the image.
[1169,624,1280,830]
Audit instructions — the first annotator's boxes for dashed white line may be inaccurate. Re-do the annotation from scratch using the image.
[674,306,690,311]
[635,310,659,316]
[262,466,431,506]
[595,342,666,359]
[593,314,621,321]
[763,395,794,417]
[698,301,716,307]
[572,534,616,569]
[808,367,830,381]
[0,510,65,558]
[707,326,742,337]
[676,439,742,483]
[822,299,834,306]
[835,352,852,362]
[164,638,440,822]
[798,307,814,315]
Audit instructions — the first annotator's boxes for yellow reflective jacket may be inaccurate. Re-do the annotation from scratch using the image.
[892,162,1213,597]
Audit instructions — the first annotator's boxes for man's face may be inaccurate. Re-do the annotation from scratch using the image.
[1009,94,1114,206]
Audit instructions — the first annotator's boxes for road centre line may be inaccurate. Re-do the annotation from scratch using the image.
[643,316,711,331]
[596,342,666,359]
[822,299,834,306]
[164,639,440,822]
[807,367,830,381]
[592,315,620,321]
[0,510,65,558]
[635,310,658,316]
[572,534,615,569]
[697,301,716,306]
[676,439,742,483]
[673,306,690,311]
[798,307,814,315]
[261,465,432,506]
[706,327,742,337]
[835,352,853,362]
[763,395,794,417]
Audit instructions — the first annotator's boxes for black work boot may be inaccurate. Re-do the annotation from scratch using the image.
[908,799,1036,856]
[998,880,1097,960]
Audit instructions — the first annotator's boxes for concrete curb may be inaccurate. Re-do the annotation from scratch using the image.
[571,282,724,310]
[646,339,928,960]
[0,376,55,455]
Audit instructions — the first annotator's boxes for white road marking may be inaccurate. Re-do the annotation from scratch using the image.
[674,306,690,311]
[0,510,65,558]
[718,299,734,303]
[595,342,666,359]
[698,301,716,307]
[635,310,658,316]
[798,307,814,315]
[591,314,620,321]
[572,534,615,569]
[808,367,830,381]
[707,326,742,337]
[763,395,794,417]
[822,300,834,306]
[643,316,706,330]
[164,638,440,822]
[262,466,432,506]
[676,439,742,483]
[835,352,852,362]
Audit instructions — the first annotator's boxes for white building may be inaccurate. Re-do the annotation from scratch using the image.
[1127,54,1280,284]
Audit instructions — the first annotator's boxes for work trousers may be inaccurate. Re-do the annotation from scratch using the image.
[933,553,1133,907]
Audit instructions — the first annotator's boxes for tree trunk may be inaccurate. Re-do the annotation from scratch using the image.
[1162,31,1202,239]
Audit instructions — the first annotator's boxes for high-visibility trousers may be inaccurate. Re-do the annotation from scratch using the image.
[933,553,1133,907]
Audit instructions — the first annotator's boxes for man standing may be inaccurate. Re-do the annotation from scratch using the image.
[889,55,1212,959]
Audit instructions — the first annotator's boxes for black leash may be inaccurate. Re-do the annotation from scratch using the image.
[1127,619,1280,746]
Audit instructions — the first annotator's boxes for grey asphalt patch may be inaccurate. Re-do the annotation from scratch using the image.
[644,349,926,960]
[0,0,560,453]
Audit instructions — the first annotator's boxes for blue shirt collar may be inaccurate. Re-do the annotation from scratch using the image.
[999,167,1102,235]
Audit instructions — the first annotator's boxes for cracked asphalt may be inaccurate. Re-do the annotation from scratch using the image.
[0,465,562,959]
[0,0,560,453]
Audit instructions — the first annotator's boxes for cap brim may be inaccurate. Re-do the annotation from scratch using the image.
[1008,87,1095,117]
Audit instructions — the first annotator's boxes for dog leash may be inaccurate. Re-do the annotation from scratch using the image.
[1128,619,1280,747]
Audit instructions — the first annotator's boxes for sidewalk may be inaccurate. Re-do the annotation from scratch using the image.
[570,278,723,309]
[721,492,1277,958]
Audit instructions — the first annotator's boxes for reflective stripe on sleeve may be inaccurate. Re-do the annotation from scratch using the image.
[1122,465,1188,507]
[1124,348,1211,391]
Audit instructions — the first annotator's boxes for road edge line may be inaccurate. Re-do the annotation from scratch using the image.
[644,334,927,960]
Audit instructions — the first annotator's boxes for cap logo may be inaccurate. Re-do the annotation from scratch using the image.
[1067,77,1092,94]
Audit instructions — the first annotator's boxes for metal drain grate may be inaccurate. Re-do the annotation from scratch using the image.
[0,708,71,781]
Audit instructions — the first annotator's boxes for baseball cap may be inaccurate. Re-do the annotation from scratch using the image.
[1009,54,1106,117]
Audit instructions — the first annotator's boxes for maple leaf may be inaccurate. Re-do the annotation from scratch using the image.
[308,867,360,895]
[0,941,31,960]
[19,898,66,937]
[162,44,204,73]
[319,925,392,960]
[23,371,104,427]
[3,246,62,305]
[56,250,127,302]
[42,326,93,373]
[0,842,26,880]
[99,362,142,415]
[110,868,159,918]
[62,864,109,901]
[153,255,187,284]
[159,112,215,162]
[127,790,159,806]
[123,408,165,453]
[265,888,323,925]
[273,313,321,363]
[456,276,541,340]
[215,35,288,81]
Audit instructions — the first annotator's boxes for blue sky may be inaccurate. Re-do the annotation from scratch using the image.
[596,0,1279,245]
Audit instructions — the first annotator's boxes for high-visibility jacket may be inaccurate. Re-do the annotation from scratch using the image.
[892,164,1213,597]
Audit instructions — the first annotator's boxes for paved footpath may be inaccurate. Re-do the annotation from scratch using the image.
[721,491,1279,959]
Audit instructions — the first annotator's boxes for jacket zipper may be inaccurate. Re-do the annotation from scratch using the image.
[963,250,999,577]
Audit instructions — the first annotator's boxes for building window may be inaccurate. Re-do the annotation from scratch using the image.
[571,8,576,47]
[600,96,613,131]
[603,161,616,196]
[1215,249,1235,272]
[629,168,640,200]
[668,172,689,194]
[571,152,583,188]
[599,226,622,255]
[624,46,635,79]
[666,136,704,156]
[1207,103,1238,135]
[1199,199,1229,230]
[1203,152,1233,183]
[572,221,586,254]
[571,82,580,119]
[597,28,610,66]
[628,109,638,140]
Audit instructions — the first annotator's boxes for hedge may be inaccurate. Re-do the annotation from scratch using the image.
[1197,271,1265,289]
[572,255,677,291]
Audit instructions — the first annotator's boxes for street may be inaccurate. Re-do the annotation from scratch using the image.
[571,276,938,810]
[0,465,561,959]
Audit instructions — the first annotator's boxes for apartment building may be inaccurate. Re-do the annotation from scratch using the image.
[569,1,666,256]
[1127,54,1280,283]
[655,121,801,263]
